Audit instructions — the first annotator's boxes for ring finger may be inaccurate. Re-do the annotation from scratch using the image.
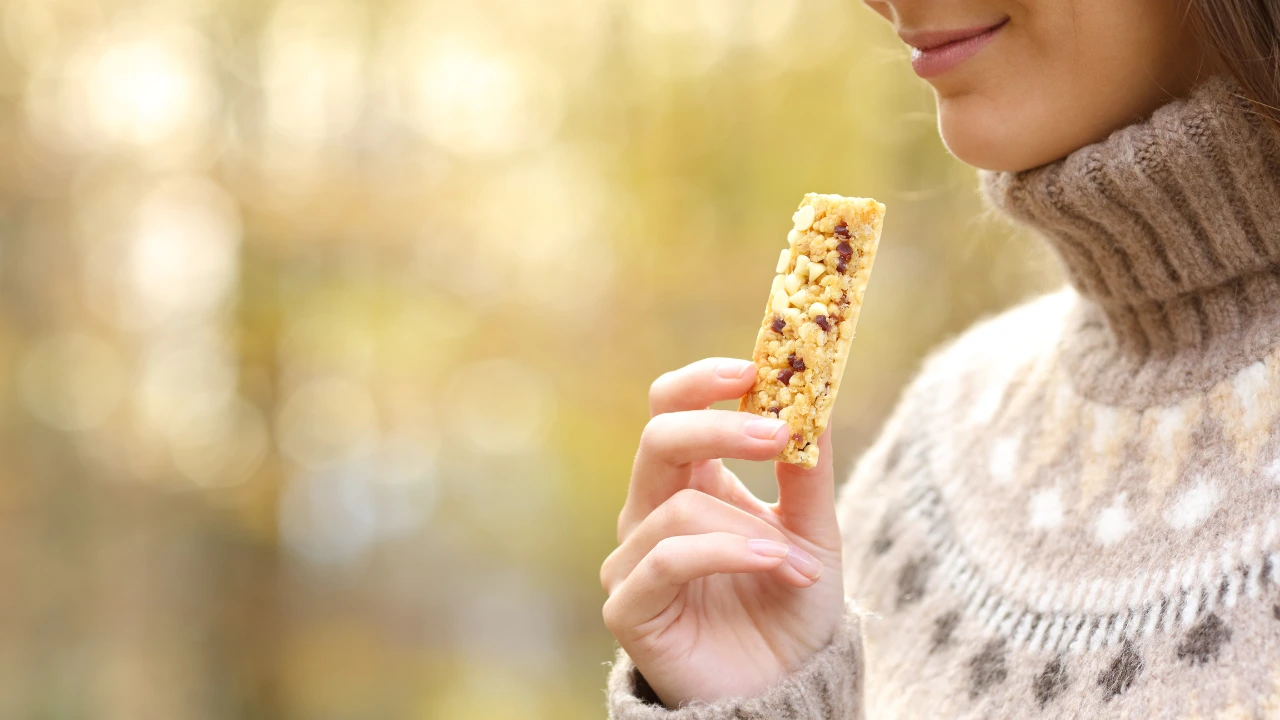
[603,488,816,595]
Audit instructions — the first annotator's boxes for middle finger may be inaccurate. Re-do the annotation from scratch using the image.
[619,409,788,540]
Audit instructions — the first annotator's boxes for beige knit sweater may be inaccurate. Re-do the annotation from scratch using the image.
[605,75,1280,719]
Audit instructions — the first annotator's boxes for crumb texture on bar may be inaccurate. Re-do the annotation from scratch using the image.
[740,193,885,468]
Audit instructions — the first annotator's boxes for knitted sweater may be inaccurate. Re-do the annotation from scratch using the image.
[605,75,1280,719]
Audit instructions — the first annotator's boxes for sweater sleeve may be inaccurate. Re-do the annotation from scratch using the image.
[604,598,865,720]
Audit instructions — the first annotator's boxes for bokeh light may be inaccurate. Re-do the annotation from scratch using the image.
[18,332,126,432]
[124,176,241,329]
[81,23,217,148]
[0,0,1059,717]
[412,38,563,155]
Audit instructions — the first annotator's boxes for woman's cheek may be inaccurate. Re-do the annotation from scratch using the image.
[932,56,1189,172]
[933,76,1078,173]
[926,0,1214,173]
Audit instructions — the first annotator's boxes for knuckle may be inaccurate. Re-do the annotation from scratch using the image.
[602,596,622,632]
[648,372,674,405]
[599,557,615,593]
[672,486,702,505]
[638,414,669,454]
[661,488,700,530]
[647,536,680,577]
[672,487,703,517]
[599,545,626,592]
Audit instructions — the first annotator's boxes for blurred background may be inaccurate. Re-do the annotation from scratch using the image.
[0,0,1062,718]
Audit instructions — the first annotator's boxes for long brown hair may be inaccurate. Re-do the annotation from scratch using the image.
[1193,1,1280,125]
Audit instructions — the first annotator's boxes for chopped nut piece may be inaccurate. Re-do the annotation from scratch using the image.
[771,290,790,312]
[742,193,885,468]
[792,205,815,232]
[784,273,803,295]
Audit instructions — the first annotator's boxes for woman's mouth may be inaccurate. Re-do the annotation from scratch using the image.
[902,18,1009,79]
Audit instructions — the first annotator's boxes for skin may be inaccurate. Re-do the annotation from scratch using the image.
[600,358,844,709]
[863,0,1221,171]
[602,2,1222,710]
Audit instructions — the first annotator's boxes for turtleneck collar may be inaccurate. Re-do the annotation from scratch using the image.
[980,75,1280,407]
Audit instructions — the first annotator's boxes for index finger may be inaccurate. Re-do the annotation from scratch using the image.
[649,358,757,416]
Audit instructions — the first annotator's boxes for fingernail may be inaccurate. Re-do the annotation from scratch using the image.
[786,545,823,580]
[716,359,754,380]
[747,539,790,558]
[743,418,787,441]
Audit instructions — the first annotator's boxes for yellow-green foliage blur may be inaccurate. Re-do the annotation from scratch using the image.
[0,0,1060,717]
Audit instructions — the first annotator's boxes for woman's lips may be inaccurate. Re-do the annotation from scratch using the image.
[904,19,1008,79]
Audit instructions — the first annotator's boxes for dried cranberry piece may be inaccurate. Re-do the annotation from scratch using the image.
[834,223,850,238]
[777,368,794,385]
[791,433,803,442]
[767,405,781,416]
[836,241,853,259]
[814,315,831,332]
[836,256,848,274]
[771,315,785,333]
[788,354,805,372]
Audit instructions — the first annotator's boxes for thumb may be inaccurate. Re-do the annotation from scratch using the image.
[773,429,841,547]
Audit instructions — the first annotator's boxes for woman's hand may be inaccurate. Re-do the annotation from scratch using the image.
[600,357,847,709]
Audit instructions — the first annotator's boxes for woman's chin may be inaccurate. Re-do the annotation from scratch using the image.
[937,104,1082,174]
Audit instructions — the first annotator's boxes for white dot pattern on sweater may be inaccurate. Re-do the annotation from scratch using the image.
[988,434,1020,485]
[1164,476,1221,531]
[1027,487,1063,530]
[1093,495,1132,546]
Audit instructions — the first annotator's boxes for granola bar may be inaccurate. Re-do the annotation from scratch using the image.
[740,193,886,468]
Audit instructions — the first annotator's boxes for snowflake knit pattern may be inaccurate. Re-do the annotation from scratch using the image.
[604,75,1280,719]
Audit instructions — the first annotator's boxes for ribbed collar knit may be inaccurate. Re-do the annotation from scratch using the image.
[980,75,1280,408]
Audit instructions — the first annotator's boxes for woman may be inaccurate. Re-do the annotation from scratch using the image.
[600,1,1280,718]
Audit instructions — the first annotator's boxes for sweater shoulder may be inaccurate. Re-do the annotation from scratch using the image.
[862,286,1075,455]
[913,286,1075,392]
[838,288,1075,524]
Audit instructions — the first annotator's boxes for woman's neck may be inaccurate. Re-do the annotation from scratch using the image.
[980,75,1280,407]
